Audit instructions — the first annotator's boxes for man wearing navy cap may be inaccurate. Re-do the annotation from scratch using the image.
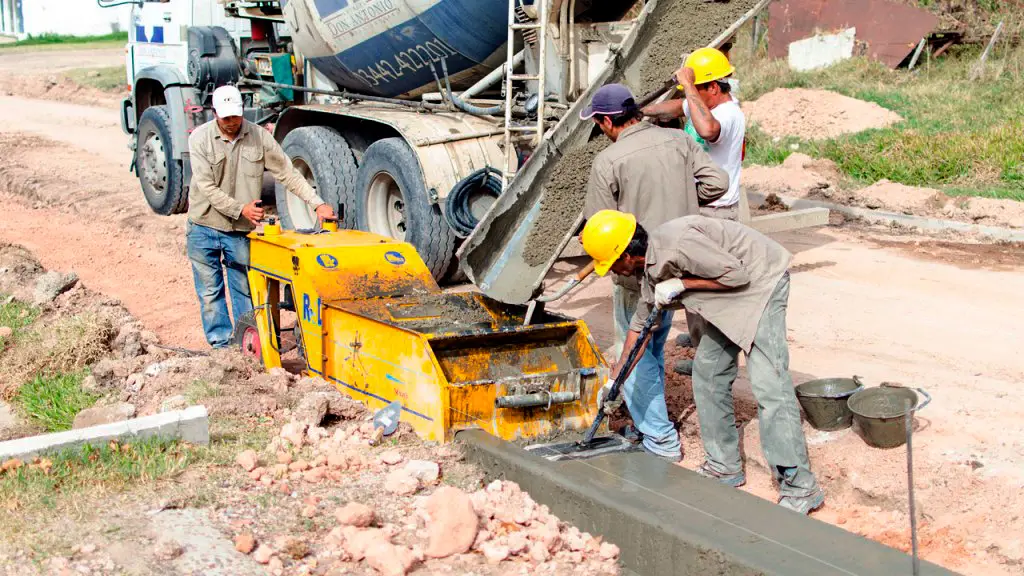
[581,83,728,462]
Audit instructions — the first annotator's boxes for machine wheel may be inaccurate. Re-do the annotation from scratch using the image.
[276,126,358,230]
[232,310,262,362]
[136,105,188,215]
[355,137,458,281]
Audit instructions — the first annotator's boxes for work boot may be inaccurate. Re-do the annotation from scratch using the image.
[778,489,825,515]
[696,462,746,487]
[640,442,682,463]
[675,333,692,348]
[620,423,642,444]
[673,358,693,376]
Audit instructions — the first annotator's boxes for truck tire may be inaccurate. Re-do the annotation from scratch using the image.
[276,126,358,230]
[136,105,188,215]
[355,137,457,281]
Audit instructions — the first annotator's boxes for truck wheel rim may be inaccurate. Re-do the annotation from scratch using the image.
[141,132,167,196]
[367,172,406,240]
[241,325,261,360]
[287,158,317,229]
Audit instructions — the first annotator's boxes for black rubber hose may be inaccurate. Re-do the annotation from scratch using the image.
[445,167,503,238]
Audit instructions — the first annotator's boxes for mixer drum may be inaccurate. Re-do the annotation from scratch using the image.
[282,0,510,98]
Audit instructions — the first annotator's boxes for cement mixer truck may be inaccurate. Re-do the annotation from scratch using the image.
[114,0,645,280]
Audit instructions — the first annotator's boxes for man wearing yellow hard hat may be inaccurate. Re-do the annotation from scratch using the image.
[644,47,745,221]
[580,209,824,515]
[580,83,729,462]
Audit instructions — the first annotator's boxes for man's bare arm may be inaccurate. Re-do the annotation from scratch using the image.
[676,67,721,141]
[642,99,684,123]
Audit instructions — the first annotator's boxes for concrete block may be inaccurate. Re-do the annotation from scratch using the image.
[0,406,209,461]
[788,27,856,72]
[751,207,831,234]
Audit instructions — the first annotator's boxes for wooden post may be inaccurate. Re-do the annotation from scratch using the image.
[970,20,1004,80]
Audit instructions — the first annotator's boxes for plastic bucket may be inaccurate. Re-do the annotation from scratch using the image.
[847,384,932,449]
[795,377,863,431]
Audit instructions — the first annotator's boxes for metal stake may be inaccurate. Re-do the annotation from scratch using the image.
[905,398,919,576]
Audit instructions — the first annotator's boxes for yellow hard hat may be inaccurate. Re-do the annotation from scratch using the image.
[581,210,637,276]
[684,47,735,85]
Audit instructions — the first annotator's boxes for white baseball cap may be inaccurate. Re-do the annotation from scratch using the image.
[212,85,243,118]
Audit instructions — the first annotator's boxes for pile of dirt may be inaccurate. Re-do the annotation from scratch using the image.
[0,72,122,108]
[743,88,903,140]
[744,153,1024,230]
[224,416,623,575]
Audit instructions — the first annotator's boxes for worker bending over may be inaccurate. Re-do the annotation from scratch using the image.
[644,47,745,221]
[187,85,336,348]
[581,83,729,462]
[581,210,824,515]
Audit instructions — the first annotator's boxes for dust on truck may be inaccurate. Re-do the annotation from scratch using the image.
[115,0,642,281]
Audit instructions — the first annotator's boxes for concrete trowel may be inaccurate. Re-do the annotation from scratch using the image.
[523,261,596,326]
[525,307,661,461]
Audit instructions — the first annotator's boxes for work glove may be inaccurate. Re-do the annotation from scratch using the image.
[654,278,686,308]
[597,378,623,415]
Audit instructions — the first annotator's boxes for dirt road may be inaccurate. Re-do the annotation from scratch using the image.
[2,47,1023,574]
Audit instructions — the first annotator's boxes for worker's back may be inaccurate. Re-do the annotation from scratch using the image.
[584,121,727,234]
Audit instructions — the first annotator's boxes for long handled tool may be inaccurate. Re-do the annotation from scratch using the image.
[524,261,596,326]
[525,307,661,462]
[905,398,920,576]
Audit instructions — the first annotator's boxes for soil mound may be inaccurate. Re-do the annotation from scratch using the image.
[743,88,903,140]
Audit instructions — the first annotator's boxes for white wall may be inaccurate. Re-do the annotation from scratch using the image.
[18,0,131,38]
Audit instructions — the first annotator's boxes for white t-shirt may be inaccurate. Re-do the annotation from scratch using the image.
[683,96,745,207]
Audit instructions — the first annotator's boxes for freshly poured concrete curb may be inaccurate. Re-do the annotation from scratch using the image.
[460,431,959,576]
[748,191,1024,242]
[0,406,209,460]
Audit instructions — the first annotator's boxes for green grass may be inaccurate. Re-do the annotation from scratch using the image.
[0,438,194,510]
[0,296,39,348]
[0,32,127,49]
[733,35,1024,200]
[64,65,126,92]
[14,371,98,432]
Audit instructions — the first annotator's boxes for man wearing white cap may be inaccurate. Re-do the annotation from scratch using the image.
[187,85,336,348]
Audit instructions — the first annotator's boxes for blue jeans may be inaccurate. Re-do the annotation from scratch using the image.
[186,221,253,348]
[612,284,681,459]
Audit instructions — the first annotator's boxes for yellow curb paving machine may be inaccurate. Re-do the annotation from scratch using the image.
[238,219,608,444]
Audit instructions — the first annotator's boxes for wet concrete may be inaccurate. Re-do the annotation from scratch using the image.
[460,430,960,576]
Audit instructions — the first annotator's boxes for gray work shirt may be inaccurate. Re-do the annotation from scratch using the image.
[188,119,325,233]
[583,122,729,290]
[630,215,792,352]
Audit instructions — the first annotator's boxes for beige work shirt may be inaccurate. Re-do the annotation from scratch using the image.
[630,215,792,353]
[583,122,729,290]
[188,119,325,233]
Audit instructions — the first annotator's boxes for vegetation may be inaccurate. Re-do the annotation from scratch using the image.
[14,371,98,432]
[65,66,126,92]
[0,296,39,348]
[734,34,1024,201]
[0,32,127,49]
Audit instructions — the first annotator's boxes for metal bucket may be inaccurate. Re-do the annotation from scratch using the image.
[795,377,864,431]
[847,384,932,449]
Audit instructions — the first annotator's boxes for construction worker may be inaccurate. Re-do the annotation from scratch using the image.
[187,85,336,348]
[581,83,729,462]
[581,210,825,515]
[643,47,745,221]
[644,47,746,375]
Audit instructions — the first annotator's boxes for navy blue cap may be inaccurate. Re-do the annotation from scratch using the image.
[580,83,636,120]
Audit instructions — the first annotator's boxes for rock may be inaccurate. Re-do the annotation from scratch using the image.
[234,533,256,554]
[268,556,283,574]
[425,486,478,558]
[235,450,259,472]
[335,502,375,527]
[153,539,183,560]
[481,542,510,564]
[529,542,549,563]
[384,469,420,496]
[508,533,529,555]
[87,70,101,78]
[252,545,273,564]
[598,542,619,560]
[404,460,440,484]
[293,393,329,427]
[275,451,293,465]
[365,541,417,576]
[343,527,389,561]
[379,450,403,465]
[301,505,317,518]
[302,467,327,483]
[159,395,187,413]
[0,326,12,340]
[288,460,310,472]
[280,422,306,447]
[90,359,117,384]
[72,402,135,429]
[80,375,101,394]
[327,452,347,469]
[33,271,78,304]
